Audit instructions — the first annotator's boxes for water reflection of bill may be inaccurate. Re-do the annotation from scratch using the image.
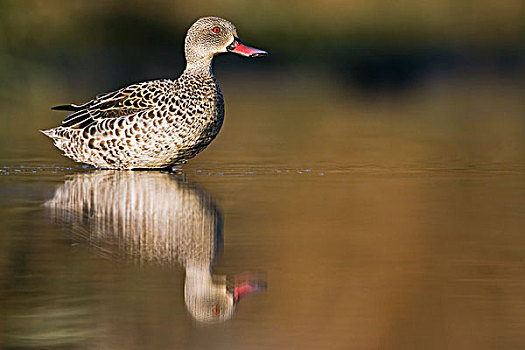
[46,171,265,323]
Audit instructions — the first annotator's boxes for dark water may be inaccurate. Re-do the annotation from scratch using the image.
[1,79,525,349]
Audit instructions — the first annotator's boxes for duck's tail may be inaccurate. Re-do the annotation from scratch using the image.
[51,104,83,112]
[40,128,66,140]
[40,128,55,138]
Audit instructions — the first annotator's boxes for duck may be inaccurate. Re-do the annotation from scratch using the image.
[41,17,267,169]
[45,171,266,323]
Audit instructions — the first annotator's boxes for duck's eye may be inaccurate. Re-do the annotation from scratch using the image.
[212,27,221,34]
[212,303,220,315]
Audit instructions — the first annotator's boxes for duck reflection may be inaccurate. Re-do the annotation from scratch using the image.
[45,171,265,323]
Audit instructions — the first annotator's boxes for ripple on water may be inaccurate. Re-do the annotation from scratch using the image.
[0,164,90,176]
[1,162,524,178]
[187,166,329,177]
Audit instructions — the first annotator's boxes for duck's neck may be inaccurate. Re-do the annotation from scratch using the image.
[184,263,222,300]
[183,56,214,76]
[185,264,213,287]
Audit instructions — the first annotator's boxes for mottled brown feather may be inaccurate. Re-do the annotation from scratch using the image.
[42,17,263,169]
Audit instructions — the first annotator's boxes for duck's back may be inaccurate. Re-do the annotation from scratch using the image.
[42,74,224,169]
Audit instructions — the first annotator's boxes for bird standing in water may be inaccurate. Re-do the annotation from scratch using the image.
[42,17,267,169]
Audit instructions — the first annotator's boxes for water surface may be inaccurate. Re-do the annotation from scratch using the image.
[1,79,525,349]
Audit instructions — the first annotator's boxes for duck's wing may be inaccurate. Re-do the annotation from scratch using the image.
[53,80,173,129]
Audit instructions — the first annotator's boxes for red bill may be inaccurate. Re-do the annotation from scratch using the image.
[227,38,268,58]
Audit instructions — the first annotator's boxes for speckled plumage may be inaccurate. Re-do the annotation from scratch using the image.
[42,17,267,169]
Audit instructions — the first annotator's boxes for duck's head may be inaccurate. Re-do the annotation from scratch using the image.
[184,16,267,68]
[184,267,266,324]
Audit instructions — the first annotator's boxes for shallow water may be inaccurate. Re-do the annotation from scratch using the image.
[1,79,525,349]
